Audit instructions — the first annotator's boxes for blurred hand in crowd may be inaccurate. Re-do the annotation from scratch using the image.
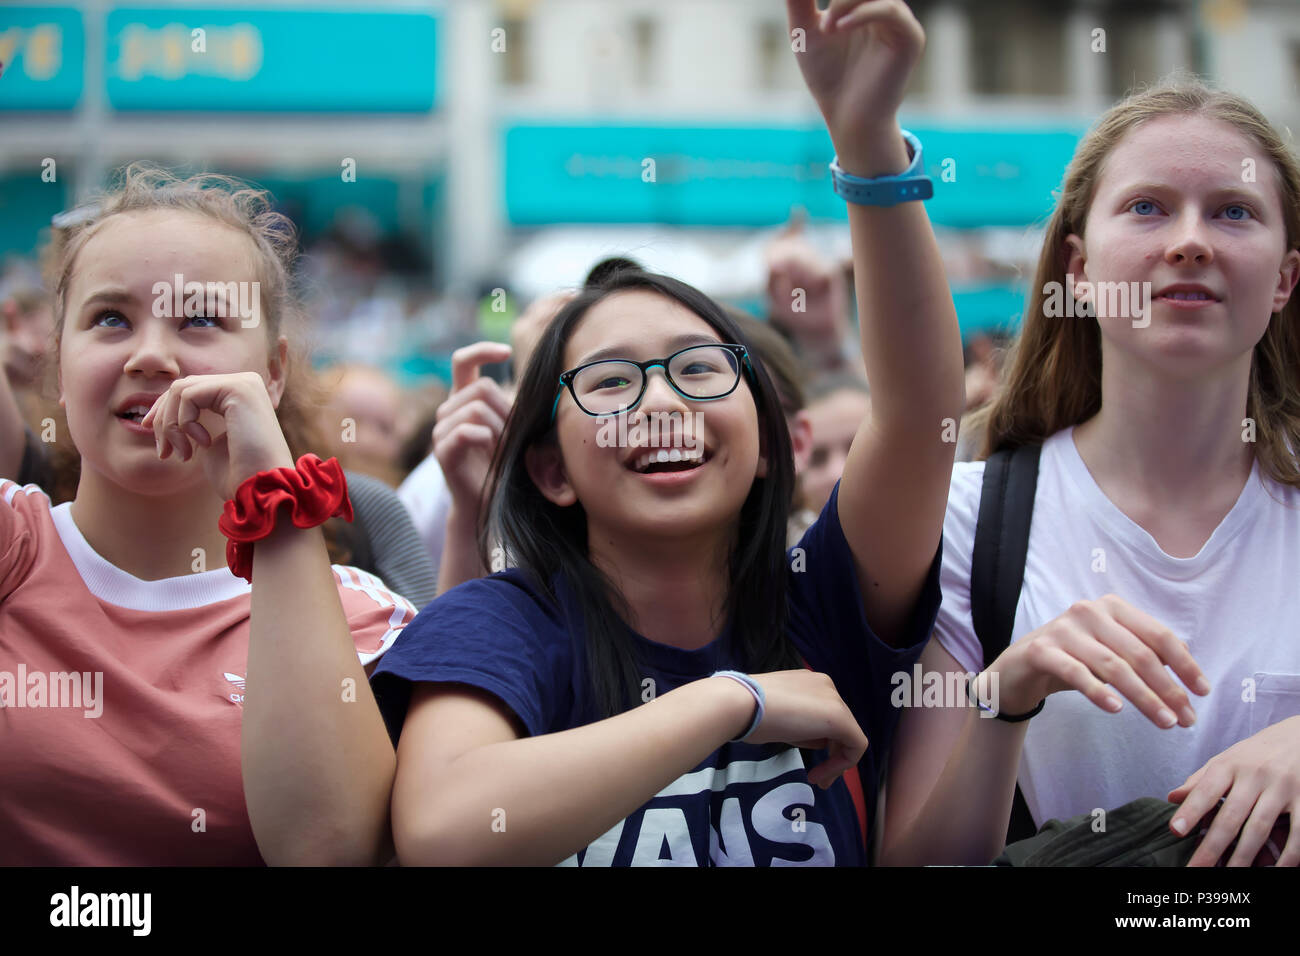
[765,225,854,375]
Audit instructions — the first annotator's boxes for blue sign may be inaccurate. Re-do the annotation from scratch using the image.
[0,7,85,110]
[504,123,1084,229]
[105,7,438,111]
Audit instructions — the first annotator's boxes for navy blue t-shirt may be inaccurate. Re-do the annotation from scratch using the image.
[371,481,941,866]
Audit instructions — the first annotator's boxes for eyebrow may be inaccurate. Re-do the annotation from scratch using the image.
[577,333,722,366]
[80,284,236,316]
[1114,180,1269,205]
[79,288,138,311]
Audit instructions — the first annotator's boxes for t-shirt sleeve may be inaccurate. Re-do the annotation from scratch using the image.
[368,573,572,745]
[330,564,419,667]
[931,461,986,674]
[0,480,46,603]
[786,479,943,728]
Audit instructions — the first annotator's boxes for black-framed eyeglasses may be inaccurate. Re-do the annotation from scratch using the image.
[550,343,753,422]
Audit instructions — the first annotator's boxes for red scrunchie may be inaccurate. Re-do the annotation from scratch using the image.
[218,454,353,582]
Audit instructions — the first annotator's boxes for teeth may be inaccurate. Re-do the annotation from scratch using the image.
[631,448,705,473]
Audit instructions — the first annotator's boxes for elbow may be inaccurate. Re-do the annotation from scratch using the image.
[261,824,392,867]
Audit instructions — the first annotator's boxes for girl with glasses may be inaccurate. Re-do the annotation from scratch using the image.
[371,0,963,867]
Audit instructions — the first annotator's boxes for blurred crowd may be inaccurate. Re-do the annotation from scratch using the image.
[1,216,1010,586]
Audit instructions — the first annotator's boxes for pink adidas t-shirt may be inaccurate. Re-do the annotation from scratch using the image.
[0,479,416,865]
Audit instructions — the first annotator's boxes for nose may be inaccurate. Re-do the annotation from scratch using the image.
[637,363,690,416]
[1165,210,1214,266]
[122,321,181,379]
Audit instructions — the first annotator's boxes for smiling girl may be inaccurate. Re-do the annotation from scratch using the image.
[883,80,1300,867]
[369,0,964,866]
[0,165,413,865]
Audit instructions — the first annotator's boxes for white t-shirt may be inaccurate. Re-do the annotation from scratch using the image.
[935,427,1300,825]
[397,452,452,582]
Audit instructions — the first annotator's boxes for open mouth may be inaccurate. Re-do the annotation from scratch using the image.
[627,448,710,475]
[116,405,151,424]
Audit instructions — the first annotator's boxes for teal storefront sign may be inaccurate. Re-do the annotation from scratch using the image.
[0,7,85,110]
[505,123,1083,229]
[105,7,438,111]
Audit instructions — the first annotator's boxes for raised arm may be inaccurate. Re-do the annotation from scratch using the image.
[788,0,964,644]
[432,342,513,594]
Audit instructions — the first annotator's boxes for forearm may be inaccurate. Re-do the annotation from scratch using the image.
[437,504,486,594]
[881,707,1027,866]
[243,523,396,865]
[395,677,754,866]
[840,127,964,437]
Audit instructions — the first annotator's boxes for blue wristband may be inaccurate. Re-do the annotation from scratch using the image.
[711,670,765,742]
[830,129,934,207]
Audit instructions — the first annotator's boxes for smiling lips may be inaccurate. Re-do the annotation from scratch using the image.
[629,447,708,474]
[1155,283,1219,304]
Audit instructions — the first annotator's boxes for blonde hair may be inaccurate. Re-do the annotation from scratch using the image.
[39,164,340,550]
[973,78,1300,486]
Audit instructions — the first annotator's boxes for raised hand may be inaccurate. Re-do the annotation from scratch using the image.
[786,0,925,171]
[433,342,514,514]
[140,371,293,500]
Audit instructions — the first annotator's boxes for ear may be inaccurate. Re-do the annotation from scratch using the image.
[1063,234,1091,308]
[788,410,813,475]
[1272,248,1300,313]
[266,335,289,409]
[525,442,578,507]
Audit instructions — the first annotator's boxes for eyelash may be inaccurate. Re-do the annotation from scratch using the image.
[1126,198,1256,220]
[92,311,221,330]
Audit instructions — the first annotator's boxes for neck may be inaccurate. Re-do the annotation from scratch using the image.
[1073,350,1255,509]
[70,471,229,581]
[587,522,732,651]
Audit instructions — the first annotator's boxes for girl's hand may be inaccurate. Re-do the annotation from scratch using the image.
[1168,716,1300,867]
[140,371,293,500]
[984,594,1210,726]
[786,0,925,166]
[434,342,513,513]
[731,669,869,790]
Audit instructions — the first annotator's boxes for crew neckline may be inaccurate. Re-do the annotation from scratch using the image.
[1051,426,1264,580]
[50,502,251,611]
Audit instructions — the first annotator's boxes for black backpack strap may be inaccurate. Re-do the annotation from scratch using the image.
[971,442,1042,845]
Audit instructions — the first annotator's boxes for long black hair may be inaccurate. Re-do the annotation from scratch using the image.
[483,270,800,719]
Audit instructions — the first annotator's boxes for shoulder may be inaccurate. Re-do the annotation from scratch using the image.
[418,568,565,635]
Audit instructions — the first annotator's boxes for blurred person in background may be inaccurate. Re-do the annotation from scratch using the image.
[320,363,408,488]
[398,285,579,591]
[727,310,818,545]
[0,263,56,487]
[799,373,872,516]
[765,220,866,379]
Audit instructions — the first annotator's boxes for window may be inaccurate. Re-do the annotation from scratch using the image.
[500,16,529,87]
[969,0,1065,96]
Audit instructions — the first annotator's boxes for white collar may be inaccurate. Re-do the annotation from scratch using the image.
[50,502,251,611]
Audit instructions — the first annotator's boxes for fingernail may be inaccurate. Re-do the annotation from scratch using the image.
[1171,817,1188,835]
[1179,706,1197,726]
[1104,695,1122,711]
[1157,708,1177,727]
[1195,676,1211,695]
